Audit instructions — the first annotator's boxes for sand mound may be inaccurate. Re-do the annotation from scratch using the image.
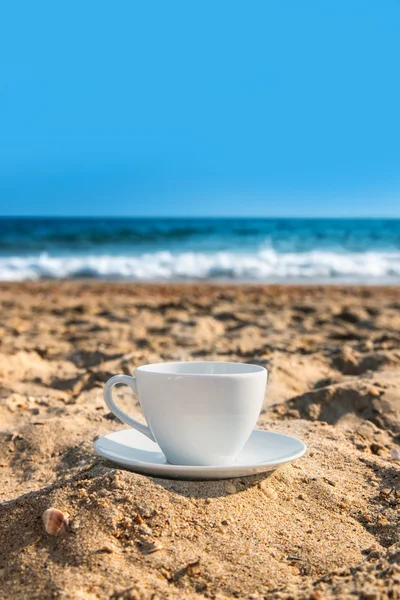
[1,417,399,600]
[269,371,400,434]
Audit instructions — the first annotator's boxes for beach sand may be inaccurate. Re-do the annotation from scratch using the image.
[0,282,399,599]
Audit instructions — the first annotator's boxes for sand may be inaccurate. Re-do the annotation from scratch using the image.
[0,282,399,599]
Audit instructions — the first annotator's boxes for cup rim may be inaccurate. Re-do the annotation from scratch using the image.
[136,361,267,377]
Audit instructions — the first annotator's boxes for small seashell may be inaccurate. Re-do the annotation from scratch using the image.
[42,508,69,536]
[391,447,400,461]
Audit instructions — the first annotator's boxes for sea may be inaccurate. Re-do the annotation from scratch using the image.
[0,217,399,283]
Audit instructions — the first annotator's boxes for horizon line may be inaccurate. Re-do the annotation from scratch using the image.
[1,215,400,220]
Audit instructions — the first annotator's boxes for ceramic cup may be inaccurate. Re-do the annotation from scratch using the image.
[103,361,268,466]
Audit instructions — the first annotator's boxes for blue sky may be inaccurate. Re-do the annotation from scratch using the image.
[0,1,399,217]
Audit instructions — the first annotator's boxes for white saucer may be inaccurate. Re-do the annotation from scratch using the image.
[94,428,307,480]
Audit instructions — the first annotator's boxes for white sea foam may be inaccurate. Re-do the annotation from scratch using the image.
[0,249,399,282]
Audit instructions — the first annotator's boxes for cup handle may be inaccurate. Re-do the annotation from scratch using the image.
[103,374,156,442]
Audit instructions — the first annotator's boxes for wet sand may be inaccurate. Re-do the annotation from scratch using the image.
[0,282,399,599]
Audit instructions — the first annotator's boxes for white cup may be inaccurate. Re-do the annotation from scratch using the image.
[103,361,268,466]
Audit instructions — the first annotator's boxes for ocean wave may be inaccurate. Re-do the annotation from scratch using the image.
[0,220,218,251]
[0,249,400,281]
